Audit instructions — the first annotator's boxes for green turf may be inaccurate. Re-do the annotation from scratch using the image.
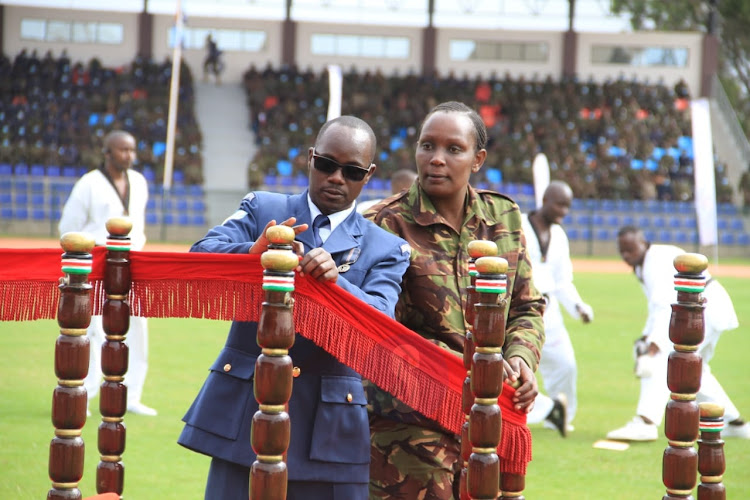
[0,272,748,499]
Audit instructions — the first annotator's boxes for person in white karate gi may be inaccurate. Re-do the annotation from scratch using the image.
[607,226,749,441]
[59,130,156,416]
[523,181,593,437]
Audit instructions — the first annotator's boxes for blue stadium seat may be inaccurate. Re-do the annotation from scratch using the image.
[738,233,750,246]
[0,193,11,204]
[657,230,672,243]
[175,199,189,211]
[191,200,206,212]
[163,213,175,225]
[621,215,635,226]
[173,170,185,184]
[191,214,206,226]
[14,163,29,176]
[637,216,650,228]
[31,181,44,193]
[14,207,29,219]
[264,175,277,187]
[146,199,156,211]
[717,219,729,230]
[562,215,573,225]
[31,193,45,206]
[605,215,619,227]
[668,217,681,229]
[47,165,61,177]
[567,228,580,240]
[630,200,645,212]
[684,217,696,229]
[15,193,28,205]
[62,167,78,178]
[595,228,611,241]
[644,230,657,241]
[720,232,735,246]
[32,209,46,220]
[652,216,666,229]
[171,185,187,197]
[0,163,12,176]
[1,207,12,218]
[599,199,616,211]
[146,213,158,225]
[576,214,591,226]
[730,218,744,231]
[30,164,45,177]
[676,201,692,214]
[50,209,61,221]
[592,214,604,226]
[188,185,204,196]
[178,214,190,226]
[14,180,29,192]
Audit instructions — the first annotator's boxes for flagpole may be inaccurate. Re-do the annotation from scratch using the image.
[163,0,183,192]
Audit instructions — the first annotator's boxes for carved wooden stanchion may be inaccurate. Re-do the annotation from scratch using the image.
[467,255,508,500]
[49,232,95,500]
[96,217,134,496]
[250,225,297,500]
[697,403,726,500]
[662,253,707,500]
[460,240,499,500]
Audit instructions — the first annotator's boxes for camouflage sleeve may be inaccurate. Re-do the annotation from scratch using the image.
[501,215,546,372]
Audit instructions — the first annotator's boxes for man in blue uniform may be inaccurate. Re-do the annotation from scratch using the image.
[178,115,411,500]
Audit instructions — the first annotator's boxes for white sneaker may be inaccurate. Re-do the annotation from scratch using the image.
[723,422,750,439]
[607,417,658,442]
[127,402,158,416]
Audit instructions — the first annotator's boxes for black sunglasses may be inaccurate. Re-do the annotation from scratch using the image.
[311,150,372,182]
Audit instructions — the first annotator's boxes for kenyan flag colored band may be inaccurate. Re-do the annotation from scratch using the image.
[262,275,294,292]
[468,262,477,276]
[106,238,131,251]
[674,277,706,293]
[475,278,507,294]
[61,258,92,274]
[699,420,724,433]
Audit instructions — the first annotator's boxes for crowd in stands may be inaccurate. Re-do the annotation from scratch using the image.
[0,49,203,185]
[243,65,735,204]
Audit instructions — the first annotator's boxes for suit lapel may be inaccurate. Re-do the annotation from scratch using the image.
[323,212,361,258]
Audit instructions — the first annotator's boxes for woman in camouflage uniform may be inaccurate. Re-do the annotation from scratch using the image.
[365,101,546,499]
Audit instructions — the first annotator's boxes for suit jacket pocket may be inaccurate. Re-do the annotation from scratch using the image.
[183,347,257,441]
[309,375,370,464]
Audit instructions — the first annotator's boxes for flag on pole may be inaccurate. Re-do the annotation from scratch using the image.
[690,98,718,247]
[327,65,342,121]
[532,153,550,209]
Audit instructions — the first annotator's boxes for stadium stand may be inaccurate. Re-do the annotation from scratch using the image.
[0,50,206,231]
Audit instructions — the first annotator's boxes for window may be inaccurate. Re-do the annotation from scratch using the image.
[591,45,689,67]
[449,40,548,62]
[169,27,267,52]
[311,34,410,59]
[20,18,124,45]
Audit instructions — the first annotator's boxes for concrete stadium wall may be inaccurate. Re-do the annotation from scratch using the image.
[3,5,703,93]
[3,6,139,68]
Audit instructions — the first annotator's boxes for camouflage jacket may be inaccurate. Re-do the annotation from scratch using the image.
[365,182,545,371]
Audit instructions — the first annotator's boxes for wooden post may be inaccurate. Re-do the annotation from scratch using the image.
[96,217,134,496]
[662,253,707,500]
[250,225,297,499]
[49,232,95,500]
[468,255,508,499]
[460,240,498,500]
[697,403,726,500]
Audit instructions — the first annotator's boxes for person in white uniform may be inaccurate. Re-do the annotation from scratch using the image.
[607,226,749,441]
[523,181,594,437]
[59,130,156,416]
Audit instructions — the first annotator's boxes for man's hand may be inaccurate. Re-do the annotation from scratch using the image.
[299,247,339,283]
[506,357,538,413]
[576,303,594,324]
[249,217,307,256]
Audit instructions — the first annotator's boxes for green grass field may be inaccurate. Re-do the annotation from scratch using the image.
[1,265,748,499]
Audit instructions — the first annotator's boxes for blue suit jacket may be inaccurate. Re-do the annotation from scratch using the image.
[178,190,410,483]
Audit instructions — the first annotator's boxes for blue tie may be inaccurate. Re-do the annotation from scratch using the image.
[312,215,330,248]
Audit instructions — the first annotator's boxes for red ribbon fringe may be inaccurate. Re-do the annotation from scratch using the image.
[0,247,531,472]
